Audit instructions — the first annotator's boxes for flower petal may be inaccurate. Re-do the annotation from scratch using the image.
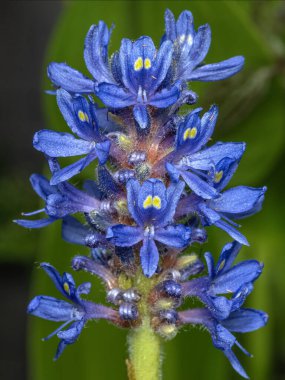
[84,22,114,83]
[126,179,143,225]
[56,89,99,141]
[214,220,249,246]
[211,186,267,218]
[222,308,268,333]
[33,130,93,157]
[106,224,142,246]
[183,142,246,171]
[180,170,218,199]
[188,56,245,81]
[140,237,159,277]
[133,104,151,130]
[47,62,94,93]
[138,179,168,224]
[211,260,263,294]
[27,295,74,322]
[148,82,180,108]
[14,217,57,229]
[30,174,56,199]
[215,241,241,274]
[156,180,185,226]
[181,24,211,78]
[96,83,135,108]
[50,151,98,185]
[155,225,191,248]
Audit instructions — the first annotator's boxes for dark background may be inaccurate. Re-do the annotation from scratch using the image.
[0,1,61,379]
[1,1,285,380]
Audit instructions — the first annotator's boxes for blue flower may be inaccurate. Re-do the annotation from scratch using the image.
[47,11,244,130]
[163,9,244,82]
[96,36,180,129]
[33,89,110,184]
[182,241,263,319]
[28,263,118,359]
[179,241,267,378]
[165,105,225,199]
[14,160,101,228]
[175,151,266,244]
[107,178,191,277]
[179,307,267,379]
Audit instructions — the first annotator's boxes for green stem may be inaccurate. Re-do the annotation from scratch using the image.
[128,318,162,380]
[126,271,162,380]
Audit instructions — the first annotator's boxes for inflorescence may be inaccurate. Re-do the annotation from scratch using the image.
[16,9,268,379]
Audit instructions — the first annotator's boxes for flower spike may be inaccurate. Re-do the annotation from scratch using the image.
[17,8,267,378]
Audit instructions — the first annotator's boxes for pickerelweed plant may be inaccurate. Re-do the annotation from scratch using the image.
[16,9,268,380]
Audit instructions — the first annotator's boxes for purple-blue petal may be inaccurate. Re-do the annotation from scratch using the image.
[96,83,135,108]
[47,62,94,93]
[155,225,191,248]
[33,130,93,157]
[126,179,144,226]
[14,217,57,229]
[56,89,98,141]
[140,237,159,277]
[180,170,218,199]
[148,82,181,108]
[27,295,74,322]
[222,308,268,333]
[211,186,267,218]
[133,105,150,130]
[214,220,249,246]
[210,260,263,294]
[50,151,98,185]
[106,224,142,246]
[30,174,56,200]
[84,22,114,83]
[188,56,245,82]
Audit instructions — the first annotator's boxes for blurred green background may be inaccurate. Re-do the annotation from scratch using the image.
[1,1,285,379]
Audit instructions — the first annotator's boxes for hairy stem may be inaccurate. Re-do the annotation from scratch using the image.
[127,272,162,380]
[128,318,162,380]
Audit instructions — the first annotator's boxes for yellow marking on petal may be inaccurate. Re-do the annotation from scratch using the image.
[143,195,153,209]
[144,58,152,69]
[78,110,87,122]
[134,57,143,71]
[214,170,223,183]
[183,127,197,141]
[63,282,70,294]
[218,259,226,271]
[152,196,161,209]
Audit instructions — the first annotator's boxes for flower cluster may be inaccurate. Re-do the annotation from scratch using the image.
[17,9,267,378]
